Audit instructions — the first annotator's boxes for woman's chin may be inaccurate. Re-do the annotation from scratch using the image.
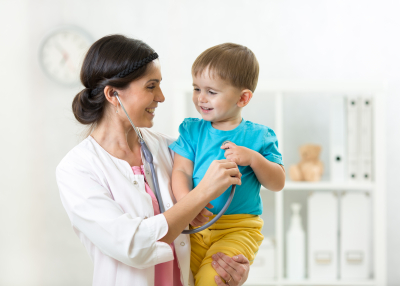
[144,120,154,128]
[133,119,153,129]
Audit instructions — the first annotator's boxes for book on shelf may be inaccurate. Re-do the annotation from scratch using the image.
[359,97,373,182]
[346,96,359,182]
[330,96,346,182]
[345,96,373,182]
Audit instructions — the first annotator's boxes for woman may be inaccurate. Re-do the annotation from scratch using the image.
[56,35,250,286]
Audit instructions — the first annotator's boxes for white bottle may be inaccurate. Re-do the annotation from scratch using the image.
[286,203,306,280]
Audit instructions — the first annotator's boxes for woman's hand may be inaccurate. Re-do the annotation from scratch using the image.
[190,203,213,227]
[197,160,242,201]
[211,253,250,286]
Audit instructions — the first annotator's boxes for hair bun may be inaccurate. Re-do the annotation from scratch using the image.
[72,88,105,125]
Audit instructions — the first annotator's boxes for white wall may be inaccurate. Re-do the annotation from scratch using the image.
[1,0,399,285]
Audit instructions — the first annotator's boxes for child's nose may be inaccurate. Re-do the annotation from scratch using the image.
[198,92,207,103]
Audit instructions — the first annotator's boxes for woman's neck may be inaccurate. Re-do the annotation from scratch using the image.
[91,116,143,166]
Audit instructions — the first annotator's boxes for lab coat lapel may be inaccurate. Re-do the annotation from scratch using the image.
[139,129,158,199]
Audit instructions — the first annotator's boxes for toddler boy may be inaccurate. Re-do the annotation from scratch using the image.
[169,43,285,285]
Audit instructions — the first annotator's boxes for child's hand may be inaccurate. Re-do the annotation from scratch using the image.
[190,203,214,227]
[221,142,257,166]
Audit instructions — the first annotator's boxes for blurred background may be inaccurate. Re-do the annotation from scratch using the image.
[0,0,399,285]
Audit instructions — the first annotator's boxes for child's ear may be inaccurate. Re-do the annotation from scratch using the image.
[237,89,253,107]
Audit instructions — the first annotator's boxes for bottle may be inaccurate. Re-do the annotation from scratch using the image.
[286,203,306,280]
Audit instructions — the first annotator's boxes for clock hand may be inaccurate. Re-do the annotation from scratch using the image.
[54,42,68,65]
[60,52,68,66]
[54,43,76,72]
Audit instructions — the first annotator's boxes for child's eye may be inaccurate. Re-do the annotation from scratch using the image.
[208,90,217,95]
[194,88,200,92]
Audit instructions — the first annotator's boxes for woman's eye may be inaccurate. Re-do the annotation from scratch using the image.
[147,86,156,90]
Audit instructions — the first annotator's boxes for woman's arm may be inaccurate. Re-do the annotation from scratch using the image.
[160,160,241,244]
[57,153,240,267]
[56,162,173,269]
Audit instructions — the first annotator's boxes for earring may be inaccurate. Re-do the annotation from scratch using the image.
[116,108,118,114]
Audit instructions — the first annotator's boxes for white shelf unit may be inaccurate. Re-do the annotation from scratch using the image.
[176,80,386,286]
[281,182,374,192]
[255,279,376,286]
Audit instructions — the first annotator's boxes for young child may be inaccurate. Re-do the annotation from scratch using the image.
[169,43,285,285]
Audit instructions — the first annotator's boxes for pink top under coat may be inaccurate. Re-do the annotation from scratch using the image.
[131,165,183,286]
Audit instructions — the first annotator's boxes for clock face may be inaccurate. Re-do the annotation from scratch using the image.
[39,27,92,86]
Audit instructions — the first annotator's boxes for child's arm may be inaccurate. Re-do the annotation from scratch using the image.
[250,152,285,191]
[171,153,193,201]
[222,142,285,192]
[171,153,213,226]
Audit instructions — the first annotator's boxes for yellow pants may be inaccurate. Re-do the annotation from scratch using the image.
[190,214,264,286]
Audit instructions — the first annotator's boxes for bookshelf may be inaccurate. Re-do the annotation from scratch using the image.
[175,80,387,286]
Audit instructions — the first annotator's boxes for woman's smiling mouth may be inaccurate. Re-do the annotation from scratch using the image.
[145,108,155,115]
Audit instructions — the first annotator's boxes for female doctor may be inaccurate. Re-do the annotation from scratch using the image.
[56,35,250,286]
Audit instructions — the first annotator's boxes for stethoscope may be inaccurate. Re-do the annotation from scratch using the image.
[114,92,236,234]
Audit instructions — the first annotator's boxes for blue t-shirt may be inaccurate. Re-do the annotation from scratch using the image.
[169,118,283,215]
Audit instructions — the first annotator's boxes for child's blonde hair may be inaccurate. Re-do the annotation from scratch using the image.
[192,43,259,92]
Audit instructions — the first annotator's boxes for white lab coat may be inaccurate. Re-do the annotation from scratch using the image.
[56,128,194,286]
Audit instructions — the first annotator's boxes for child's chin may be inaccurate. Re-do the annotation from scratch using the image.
[199,114,212,122]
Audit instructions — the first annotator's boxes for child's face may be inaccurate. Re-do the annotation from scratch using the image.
[192,70,242,123]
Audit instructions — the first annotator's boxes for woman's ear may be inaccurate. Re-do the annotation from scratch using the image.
[104,86,119,107]
[237,89,253,107]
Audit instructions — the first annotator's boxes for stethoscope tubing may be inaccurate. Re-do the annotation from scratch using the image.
[115,93,235,234]
[181,185,235,234]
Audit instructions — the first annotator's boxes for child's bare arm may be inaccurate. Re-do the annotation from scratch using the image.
[171,153,214,227]
[222,142,285,192]
[171,153,194,201]
[250,153,285,191]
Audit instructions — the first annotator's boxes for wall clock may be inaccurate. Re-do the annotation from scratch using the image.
[39,26,92,86]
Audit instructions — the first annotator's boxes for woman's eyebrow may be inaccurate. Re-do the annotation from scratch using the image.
[146,79,161,83]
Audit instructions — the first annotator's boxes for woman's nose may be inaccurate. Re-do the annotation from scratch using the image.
[155,87,165,103]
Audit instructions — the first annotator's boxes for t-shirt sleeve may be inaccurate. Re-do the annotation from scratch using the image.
[261,128,284,165]
[168,120,195,162]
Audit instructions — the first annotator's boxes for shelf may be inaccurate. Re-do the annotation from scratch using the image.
[281,280,375,286]
[260,182,374,192]
[246,279,375,286]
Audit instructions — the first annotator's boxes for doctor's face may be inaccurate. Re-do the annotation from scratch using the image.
[116,60,164,129]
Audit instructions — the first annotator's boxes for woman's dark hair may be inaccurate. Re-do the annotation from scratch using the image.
[72,35,156,125]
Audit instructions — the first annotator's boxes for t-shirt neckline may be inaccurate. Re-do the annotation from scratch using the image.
[207,118,246,135]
